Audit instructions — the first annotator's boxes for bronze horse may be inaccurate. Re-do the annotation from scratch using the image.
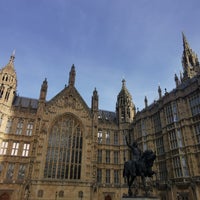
[123,149,156,196]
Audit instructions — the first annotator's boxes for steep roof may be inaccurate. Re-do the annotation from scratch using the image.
[98,109,117,123]
[13,96,38,109]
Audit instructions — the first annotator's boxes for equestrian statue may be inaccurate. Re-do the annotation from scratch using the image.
[123,136,156,197]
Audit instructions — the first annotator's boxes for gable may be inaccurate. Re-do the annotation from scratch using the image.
[45,86,91,118]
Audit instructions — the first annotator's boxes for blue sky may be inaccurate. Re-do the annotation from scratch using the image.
[0,0,200,111]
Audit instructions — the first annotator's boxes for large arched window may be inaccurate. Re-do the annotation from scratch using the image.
[44,114,83,180]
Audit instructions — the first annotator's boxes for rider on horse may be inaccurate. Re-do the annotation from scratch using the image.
[125,135,142,176]
[123,137,156,196]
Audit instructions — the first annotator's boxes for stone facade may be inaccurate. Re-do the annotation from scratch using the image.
[0,34,200,200]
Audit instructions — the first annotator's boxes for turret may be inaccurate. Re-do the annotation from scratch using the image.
[0,51,17,106]
[91,88,98,113]
[116,79,135,124]
[68,64,76,86]
[39,78,48,102]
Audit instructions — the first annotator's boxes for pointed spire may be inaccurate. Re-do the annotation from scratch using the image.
[174,73,180,87]
[68,64,76,86]
[1,50,16,73]
[182,32,190,51]
[43,77,48,85]
[158,85,162,99]
[39,78,48,101]
[119,79,126,93]
[180,71,183,82]
[0,51,17,105]
[116,79,135,124]
[182,33,200,80]
[118,78,131,98]
[9,50,15,65]
[93,87,98,96]
[1,50,16,74]
[144,96,148,108]
[91,87,98,112]
[122,79,126,89]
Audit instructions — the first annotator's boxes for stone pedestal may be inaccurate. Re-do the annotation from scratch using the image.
[122,196,159,200]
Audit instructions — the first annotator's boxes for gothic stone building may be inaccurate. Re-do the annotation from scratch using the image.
[0,34,200,200]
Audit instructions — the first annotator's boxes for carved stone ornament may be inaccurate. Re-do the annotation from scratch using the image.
[44,87,90,120]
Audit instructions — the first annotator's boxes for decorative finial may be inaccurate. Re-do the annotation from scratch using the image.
[174,73,180,87]
[12,49,16,56]
[68,64,76,86]
[93,87,98,95]
[145,96,148,108]
[182,32,190,50]
[158,85,162,99]
[9,50,15,64]
[122,79,126,89]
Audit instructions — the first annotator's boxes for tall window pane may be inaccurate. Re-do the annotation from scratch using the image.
[189,93,200,116]
[106,169,110,184]
[44,114,83,180]
[152,112,162,133]
[18,164,26,180]
[6,163,15,179]
[114,170,119,184]
[172,157,182,177]
[97,168,102,183]
[97,150,102,163]
[156,137,165,155]
[11,142,19,156]
[0,141,8,155]
[181,156,189,177]
[158,161,168,181]
[106,150,110,164]
[194,123,200,144]
[169,129,183,150]
[105,131,110,144]
[172,102,179,122]
[97,129,102,144]
[26,122,33,136]
[5,119,13,134]
[177,129,183,148]
[0,163,4,177]
[169,130,178,149]
[165,104,173,124]
[22,143,30,157]
[114,151,119,164]
[114,131,118,145]
[16,120,23,135]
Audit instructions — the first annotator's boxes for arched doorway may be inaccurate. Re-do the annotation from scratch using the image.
[105,194,112,200]
[0,193,10,200]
